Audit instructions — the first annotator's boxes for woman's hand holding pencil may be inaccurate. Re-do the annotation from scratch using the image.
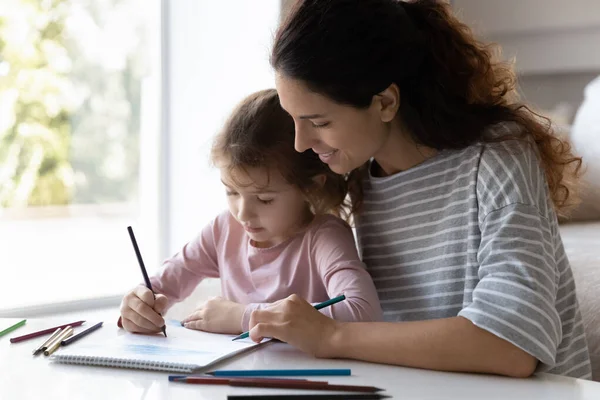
[248,294,341,357]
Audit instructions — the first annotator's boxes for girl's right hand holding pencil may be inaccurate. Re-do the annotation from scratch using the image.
[120,285,169,334]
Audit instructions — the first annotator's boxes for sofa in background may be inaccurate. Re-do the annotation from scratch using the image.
[560,222,600,381]
[558,75,600,381]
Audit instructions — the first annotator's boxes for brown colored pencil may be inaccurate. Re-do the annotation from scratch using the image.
[175,377,381,392]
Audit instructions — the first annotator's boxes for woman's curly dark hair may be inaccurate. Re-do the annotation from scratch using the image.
[272,0,582,219]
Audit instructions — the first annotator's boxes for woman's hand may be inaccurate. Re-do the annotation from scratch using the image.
[248,294,341,357]
[183,296,245,334]
[120,285,168,334]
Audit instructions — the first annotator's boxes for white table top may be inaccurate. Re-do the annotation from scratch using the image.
[2,316,600,400]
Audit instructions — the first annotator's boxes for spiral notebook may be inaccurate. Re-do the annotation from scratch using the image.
[50,320,266,373]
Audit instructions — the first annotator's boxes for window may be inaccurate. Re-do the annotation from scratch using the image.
[0,0,161,311]
[165,0,281,255]
[1,0,282,315]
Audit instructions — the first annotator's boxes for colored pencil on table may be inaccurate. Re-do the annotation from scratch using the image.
[61,321,103,346]
[228,395,390,400]
[172,377,316,384]
[0,319,26,338]
[44,326,74,356]
[168,375,309,382]
[206,368,352,377]
[127,226,167,337]
[9,320,85,343]
[32,328,63,355]
[173,377,382,392]
[232,294,346,341]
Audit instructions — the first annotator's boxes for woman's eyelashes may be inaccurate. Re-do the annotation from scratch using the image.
[310,121,330,128]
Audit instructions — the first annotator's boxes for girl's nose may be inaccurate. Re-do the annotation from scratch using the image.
[237,199,254,222]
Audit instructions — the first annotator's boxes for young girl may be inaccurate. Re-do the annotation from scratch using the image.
[119,89,382,335]
[246,0,592,380]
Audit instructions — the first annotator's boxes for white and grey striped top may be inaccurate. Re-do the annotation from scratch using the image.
[355,137,592,379]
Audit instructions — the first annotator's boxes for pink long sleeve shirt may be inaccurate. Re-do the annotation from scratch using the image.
[150,211,383,330]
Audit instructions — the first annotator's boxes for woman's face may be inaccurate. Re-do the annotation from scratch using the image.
[275,74,391,175]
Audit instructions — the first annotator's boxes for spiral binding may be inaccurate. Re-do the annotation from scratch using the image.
[51,355,197,373]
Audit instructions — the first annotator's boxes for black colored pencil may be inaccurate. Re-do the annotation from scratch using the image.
[227,395,391,400]
[61,322,104,346]
[127,226,167,337]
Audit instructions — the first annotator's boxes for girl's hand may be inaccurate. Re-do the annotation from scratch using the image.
[183,296,245,334]
[248,294,341,357]
[120,285,168,334]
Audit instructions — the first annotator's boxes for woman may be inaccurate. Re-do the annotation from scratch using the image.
[247,0,592,379]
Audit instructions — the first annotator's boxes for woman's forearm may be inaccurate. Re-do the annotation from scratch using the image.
[325,316,538,378]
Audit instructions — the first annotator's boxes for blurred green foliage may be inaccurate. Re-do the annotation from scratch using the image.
[0,0,152,207]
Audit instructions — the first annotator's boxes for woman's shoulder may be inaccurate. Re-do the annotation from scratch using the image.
[476,125,551,215]
[478,127,542,181]
[476,121,541,171]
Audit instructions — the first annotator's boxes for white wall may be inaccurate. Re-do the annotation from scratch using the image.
[453,0,600,75]
[166,1,280,256]
[453,0,600,121]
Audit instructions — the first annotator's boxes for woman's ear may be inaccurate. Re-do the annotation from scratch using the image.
[376,83,401,123]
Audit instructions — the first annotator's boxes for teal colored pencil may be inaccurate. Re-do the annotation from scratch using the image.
[0,319,26,338]
[232,294,346,341]
[206,368,351,377]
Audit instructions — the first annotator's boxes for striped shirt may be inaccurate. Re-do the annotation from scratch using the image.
[355,136,592,379]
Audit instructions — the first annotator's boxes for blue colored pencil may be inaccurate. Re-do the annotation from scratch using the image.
[231,295,346,341]
[206,369,352,377]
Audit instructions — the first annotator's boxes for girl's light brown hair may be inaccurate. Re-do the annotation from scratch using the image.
[211,89,349,218]
[272,0,583,219]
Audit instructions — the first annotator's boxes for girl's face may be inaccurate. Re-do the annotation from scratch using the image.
[275,74,391,175]
[221,167,311,248]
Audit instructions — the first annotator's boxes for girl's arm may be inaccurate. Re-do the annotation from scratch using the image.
[230,217,382,332]
[248,295,537,378]
[242,216,383,330]
[120,217,221,333]
[309,217,382,322]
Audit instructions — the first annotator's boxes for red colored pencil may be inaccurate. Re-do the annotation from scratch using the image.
[168,375,309,382]
[9,321,85,343]
[174,377,382,392]
[173,376,327,385]
[173,377,318,385]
